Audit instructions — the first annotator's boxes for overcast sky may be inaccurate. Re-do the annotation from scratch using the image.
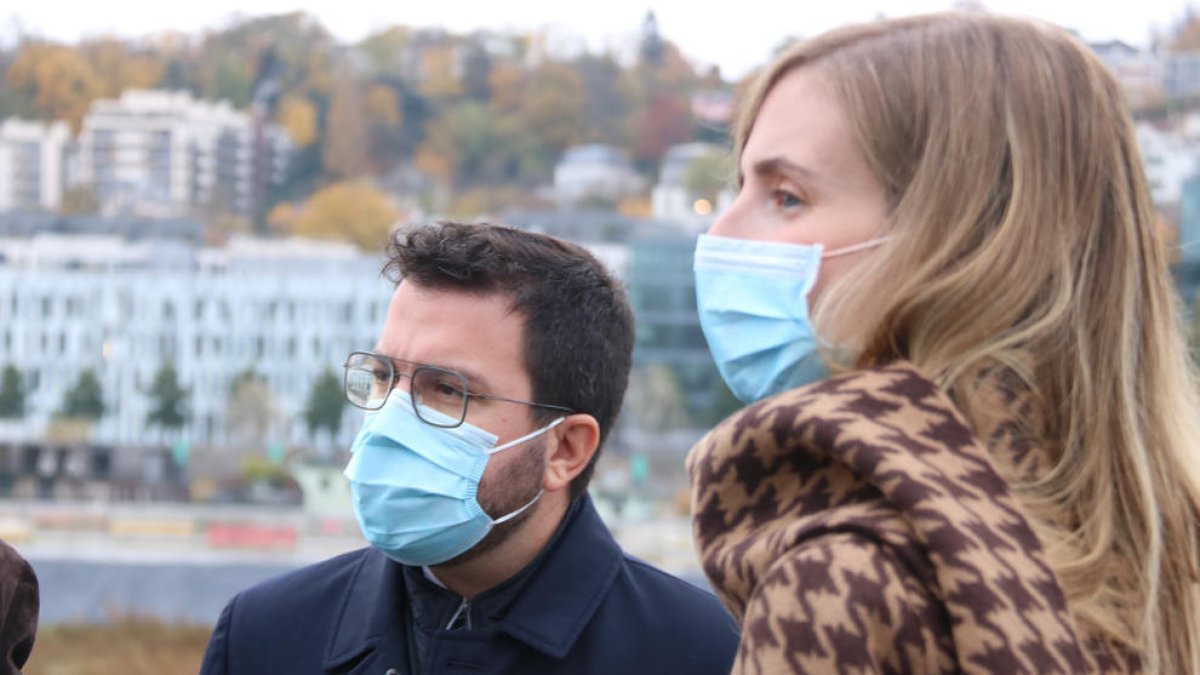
[3,1,1196,78]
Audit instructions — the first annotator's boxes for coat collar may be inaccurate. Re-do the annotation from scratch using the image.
[323,494,624,670]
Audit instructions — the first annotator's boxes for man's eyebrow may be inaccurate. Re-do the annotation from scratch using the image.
[446,363,495,395]
[370,348,496,393]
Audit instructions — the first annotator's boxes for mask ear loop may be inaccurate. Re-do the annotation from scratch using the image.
[493,489,543,525]
[486,416,566,455]
[821,236,891,259]
[480,415,561,524]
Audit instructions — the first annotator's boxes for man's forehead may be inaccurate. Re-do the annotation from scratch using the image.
[378,281,529,394]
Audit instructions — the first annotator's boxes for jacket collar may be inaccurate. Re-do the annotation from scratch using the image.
[323,494,624,669]
[492,495,623,658]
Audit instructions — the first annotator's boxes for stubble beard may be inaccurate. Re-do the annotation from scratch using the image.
[434,437,546,569]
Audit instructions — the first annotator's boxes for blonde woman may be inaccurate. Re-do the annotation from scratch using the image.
[689,12,1200,673]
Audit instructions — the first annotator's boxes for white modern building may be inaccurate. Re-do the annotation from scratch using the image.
[0,119,71,212]
[1089,40,1166,107]
[553,144,645,207]
[0,233,391,452]
[1136,122,1200,207]
[651,142,733,232]
[76,89,292,219]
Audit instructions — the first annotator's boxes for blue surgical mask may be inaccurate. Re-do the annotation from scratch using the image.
[344,390,563,566]
[693,233,887,403]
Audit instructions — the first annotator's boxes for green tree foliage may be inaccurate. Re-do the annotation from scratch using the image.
[59,369,105,420]
[0,365,26,419]
[304,369,345,438]
[193,12,336,106]
[146,362,189,433]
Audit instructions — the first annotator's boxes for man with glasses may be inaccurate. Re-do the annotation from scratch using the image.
[200,222,738,674]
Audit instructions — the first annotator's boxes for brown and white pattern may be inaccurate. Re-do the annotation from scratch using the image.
[688,362,1129,673]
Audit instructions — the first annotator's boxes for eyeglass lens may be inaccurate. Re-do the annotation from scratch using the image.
[344,352,470,427]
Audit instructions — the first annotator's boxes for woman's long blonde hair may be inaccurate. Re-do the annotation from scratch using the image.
[736,12,1200,672]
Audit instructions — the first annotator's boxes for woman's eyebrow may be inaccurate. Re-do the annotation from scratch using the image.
[751,156,816,182]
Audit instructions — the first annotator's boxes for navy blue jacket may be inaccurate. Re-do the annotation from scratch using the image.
[199,497,739,674]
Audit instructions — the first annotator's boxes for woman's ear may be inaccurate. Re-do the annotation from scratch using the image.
[543,414,600,493]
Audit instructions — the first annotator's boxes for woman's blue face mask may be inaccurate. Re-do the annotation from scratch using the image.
[693,233,887,403]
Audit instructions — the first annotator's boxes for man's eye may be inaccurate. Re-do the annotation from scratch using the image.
[432,381,465,398]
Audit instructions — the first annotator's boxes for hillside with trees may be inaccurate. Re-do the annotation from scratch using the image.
[0,12,735,234]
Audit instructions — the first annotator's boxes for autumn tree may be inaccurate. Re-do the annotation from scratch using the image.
[364,82,407,171]
[1170,8,1200,50]
[294,181,398,250]
[322,60,371,180]
[416,41,464,100]
[59,186,101,216]
[226,370,278,452]
[79,38,165,98]
[417,102,503,187]
[359,26,414,77]
[621,28,703,169]
[192,12,336,107]
[577,53,632,146]
[631,94,694,169]
[275,93,318,147]
[516,61,588,169]
[5,42,101,130]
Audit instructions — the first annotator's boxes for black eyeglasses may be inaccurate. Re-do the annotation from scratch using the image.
[342,351,573,428]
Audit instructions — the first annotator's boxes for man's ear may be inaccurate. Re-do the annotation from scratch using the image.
[543,414,600,493]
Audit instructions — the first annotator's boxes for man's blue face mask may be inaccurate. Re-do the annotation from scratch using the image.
[693,234,887,403]
[344,390,563,566]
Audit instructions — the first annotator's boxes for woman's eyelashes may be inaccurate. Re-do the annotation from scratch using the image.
[771,187,806,214]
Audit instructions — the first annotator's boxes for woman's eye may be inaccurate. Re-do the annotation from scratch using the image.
[773,189,804,211]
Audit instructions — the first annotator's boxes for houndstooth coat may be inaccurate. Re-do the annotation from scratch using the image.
[688,363,1137,673]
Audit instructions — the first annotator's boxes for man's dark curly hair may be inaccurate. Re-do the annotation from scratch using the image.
[383,221,634,500]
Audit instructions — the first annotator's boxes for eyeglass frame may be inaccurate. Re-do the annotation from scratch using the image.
[342,350,574,428]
